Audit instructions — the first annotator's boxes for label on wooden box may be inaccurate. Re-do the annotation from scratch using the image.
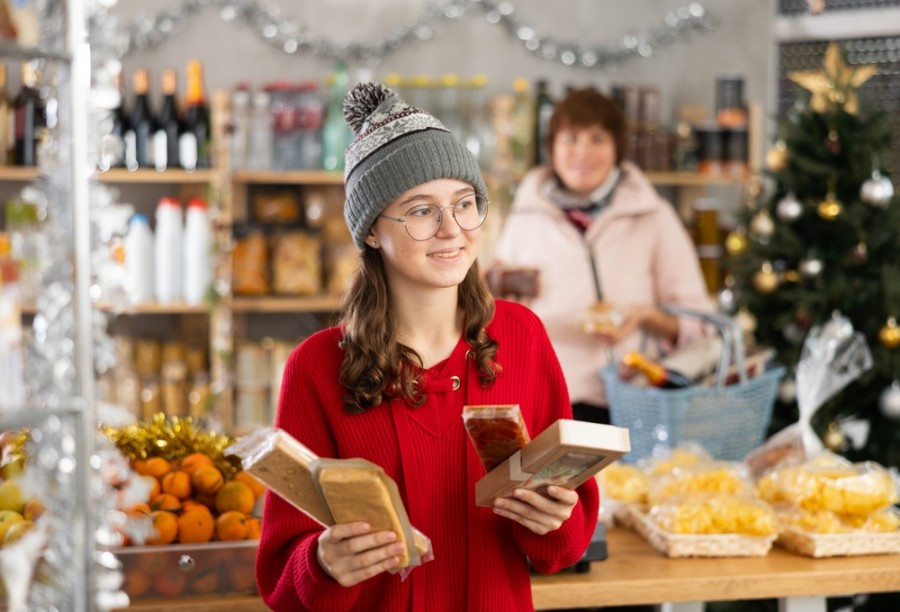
[475,419,630,507]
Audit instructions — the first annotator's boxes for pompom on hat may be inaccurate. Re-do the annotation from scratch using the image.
[342,82,488,249]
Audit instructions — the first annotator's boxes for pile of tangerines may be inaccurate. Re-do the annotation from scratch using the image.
[123,452,266,546]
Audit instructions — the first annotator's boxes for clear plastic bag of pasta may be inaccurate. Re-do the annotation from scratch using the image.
[649,491,778,536]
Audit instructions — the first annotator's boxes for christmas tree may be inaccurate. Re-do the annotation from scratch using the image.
[727,42,900,470]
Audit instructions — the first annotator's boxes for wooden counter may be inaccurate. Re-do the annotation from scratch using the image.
[531,528,900,610]
[121,528,900,611]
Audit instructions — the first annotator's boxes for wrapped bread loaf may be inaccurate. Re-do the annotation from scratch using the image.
[315,459,419,568]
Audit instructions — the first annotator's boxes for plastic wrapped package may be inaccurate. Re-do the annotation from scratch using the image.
[649,492,778,536]
[582,301,624,335]
[233,228,269,295]
[271,230,321,295]
[640,443,711,477]
[462,404,531,472]
[775,505,853,535]
[227,428,433,578]
[597,461,649,504]
[756,452,898,516]
[647,461,752,506]
[251,190,301,224]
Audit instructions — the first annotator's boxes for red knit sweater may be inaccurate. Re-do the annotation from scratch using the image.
[256,300,600,611]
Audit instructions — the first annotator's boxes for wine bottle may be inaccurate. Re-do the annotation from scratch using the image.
[0,65,10,166]
[153,68,181,172]
[180,60,211,170]
[13,62,45,167]
[621,352,693,389]
[125,67,155,170]
[533,79,554,166]
[103,69,129,170]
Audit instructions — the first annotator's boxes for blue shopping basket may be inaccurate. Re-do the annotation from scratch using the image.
[601,307,785,463]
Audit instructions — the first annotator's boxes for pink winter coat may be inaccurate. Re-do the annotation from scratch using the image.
[493,162,714,405]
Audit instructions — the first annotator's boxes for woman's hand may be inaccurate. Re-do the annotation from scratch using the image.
[492,486,579,535]
[591,304,678,346]
[316,523,406,587]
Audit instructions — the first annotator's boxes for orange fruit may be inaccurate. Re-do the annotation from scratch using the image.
[215,510,250,541]
[123,568,152,597]
[179,452,214,476]
[191,465,224,496]
[233,471,266,499]
[153,567,189,596]
[245,517,262,540]
[190,568,220,594]
[214,481,255,515]
[145,510,178,545]
[124,502,151,515]
[138,474,161,501]
[161,470,192,500]
[140,457,173,480]
[131,458,147,475]
[177,508,215,544]
[180,499,211,515]
[150,493,182,514]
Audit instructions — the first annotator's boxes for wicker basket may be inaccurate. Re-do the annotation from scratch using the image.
[619,503,777,558]
[603,307,784,462]
[777,527,900,558]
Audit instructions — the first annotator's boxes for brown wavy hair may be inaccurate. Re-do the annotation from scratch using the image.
[339,247,500,413]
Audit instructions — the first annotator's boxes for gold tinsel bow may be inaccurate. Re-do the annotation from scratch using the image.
[101,413,241,480]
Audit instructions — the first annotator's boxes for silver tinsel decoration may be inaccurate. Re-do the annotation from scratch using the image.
[117,0,717,68]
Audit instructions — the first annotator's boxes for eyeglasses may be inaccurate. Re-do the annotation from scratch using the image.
[379,194,489,241]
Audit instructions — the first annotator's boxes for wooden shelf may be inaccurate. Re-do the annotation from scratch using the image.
[229,295,342,313]
[95,168,219,184]
[231,170,344,186]
[645,172,748,187]
[95,302,210,315]
[0,167,40,182]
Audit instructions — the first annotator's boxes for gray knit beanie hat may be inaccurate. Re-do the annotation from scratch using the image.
[342,82,488,249]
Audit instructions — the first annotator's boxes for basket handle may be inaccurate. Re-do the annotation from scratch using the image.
[661,305,748,388]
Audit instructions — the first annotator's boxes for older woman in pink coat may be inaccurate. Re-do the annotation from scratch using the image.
[493,88,713,423]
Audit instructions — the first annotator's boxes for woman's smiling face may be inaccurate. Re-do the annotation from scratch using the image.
[551,123,617,198]
[367,178,482,297]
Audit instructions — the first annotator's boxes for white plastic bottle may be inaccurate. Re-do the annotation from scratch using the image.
[155,197,183,303]
[183,198,212,305]
[124,213,155,304]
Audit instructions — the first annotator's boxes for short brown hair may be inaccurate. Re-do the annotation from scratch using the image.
[546,88,627,165]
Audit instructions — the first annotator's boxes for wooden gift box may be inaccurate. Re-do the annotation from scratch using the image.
[475,419,630,507]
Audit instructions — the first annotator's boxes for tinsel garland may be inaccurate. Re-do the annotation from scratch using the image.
[101,413,242,480]
[114,0,717,68]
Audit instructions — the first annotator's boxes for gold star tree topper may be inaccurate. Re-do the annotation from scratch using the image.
[788,42,877,115]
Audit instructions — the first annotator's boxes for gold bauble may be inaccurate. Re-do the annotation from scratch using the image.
[752,261,780,294]
[878,317,900,349]
[725,230,748,256]
[735,307,758,336]
[817,193,842,221]
[766,140,788,171]
[823,422,846,452]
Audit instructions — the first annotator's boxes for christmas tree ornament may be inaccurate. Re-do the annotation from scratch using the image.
[823,422,846,451]
[734,306,757,336]
[724,229,748,255]
[718,285,737,314]
[777,375,797,403]
[799,256,823,278]
[816,192,842,221]
[781,270,801,284]
[776,192,803,222]
[783,322,804,344]
[879,381,900,418]
[859,168,894,208]
[787,42,877,115]
[795,309,811,329]
[750,209,775,237]
[850,241,868,264]
[824,129,841,155]
[752,261,780,294]
[877,316,900,349]
[765,139,788,171]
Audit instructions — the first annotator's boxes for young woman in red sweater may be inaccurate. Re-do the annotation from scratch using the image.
[256,82,600,611]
